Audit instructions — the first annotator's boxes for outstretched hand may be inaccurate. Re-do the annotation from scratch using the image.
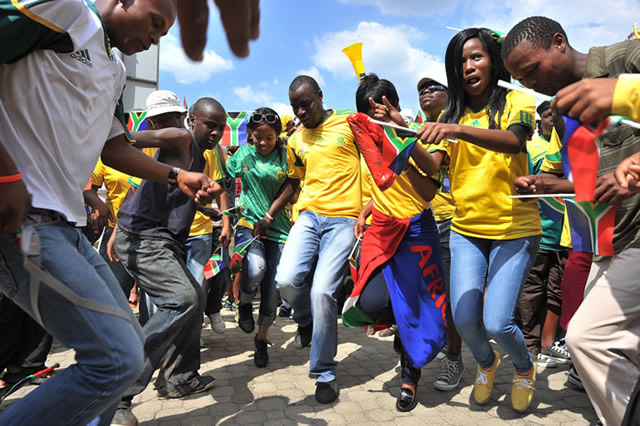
[177,0,260,61]
[416,122,459,145]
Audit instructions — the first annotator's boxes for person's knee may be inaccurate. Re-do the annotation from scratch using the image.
[484,317,513,339]
[310,282,336,310]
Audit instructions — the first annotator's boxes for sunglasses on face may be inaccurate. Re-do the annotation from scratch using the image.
[419,84,446,96]
[251,113,279,125]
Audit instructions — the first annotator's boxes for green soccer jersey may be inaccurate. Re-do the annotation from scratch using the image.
[226,144,291,243]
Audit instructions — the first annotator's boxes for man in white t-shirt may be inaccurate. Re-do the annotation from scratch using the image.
[0,1,216,425]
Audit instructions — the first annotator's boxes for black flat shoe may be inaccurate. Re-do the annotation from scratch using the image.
[396,386,418,412]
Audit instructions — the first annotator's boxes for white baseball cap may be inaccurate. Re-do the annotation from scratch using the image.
[145,90,186,118]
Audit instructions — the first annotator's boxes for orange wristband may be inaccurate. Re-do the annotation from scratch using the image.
[0,172,22,183]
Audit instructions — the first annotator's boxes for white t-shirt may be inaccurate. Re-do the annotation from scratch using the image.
[0,0,131,226]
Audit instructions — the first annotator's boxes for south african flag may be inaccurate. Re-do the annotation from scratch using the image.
[564,199,616,256]
[127,111,148,132]
[221,111,249,147]
[381,126,418,175]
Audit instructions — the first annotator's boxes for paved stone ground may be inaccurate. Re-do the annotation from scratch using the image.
[2,306,598,425]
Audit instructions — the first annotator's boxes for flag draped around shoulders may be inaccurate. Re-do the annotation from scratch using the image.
[342,209,446,368]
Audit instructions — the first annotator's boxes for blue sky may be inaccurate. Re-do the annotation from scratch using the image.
[158,0,640,119]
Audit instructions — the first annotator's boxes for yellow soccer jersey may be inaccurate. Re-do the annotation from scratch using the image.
[613,74,640,122]
[189,145,227,236]
[448,90,541,239]
[427,141,455,222]
[286,110,362,218]
[527,136,549,167]
[91,158,133,228]
[540,129,563,175]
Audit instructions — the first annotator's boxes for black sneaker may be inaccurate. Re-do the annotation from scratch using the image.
[396,386,418,412]
[567,364,584,391]
[238,303,255,334]
[315,380,339,404]
[294,323,312,349]
[111,407,138,425]
[254,336,269,368]
[278,305,292,317]
[158,374,216,399]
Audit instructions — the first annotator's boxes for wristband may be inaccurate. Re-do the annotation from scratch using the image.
[265,212,274,221]
[168,167,181,184]
[0,172,22,183]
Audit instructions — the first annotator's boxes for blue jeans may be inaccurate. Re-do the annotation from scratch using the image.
[0,213,144,426]
[237,226,284,328]
[449,231,539,373]
[114,228,203,397]
[276,210,356,382]
[185,233,213,288]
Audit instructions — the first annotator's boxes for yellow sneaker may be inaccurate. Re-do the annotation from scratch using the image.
[511,354,537,412]
[473,350,501,405]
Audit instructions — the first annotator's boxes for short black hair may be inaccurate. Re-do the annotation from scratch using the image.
[502,16,569,60]
[190,97,224,116]
[289,75,321,93]
[355,73,400,113]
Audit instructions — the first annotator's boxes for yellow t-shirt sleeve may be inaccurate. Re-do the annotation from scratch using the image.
[286,138,305,179]
[506,91,535,135]
[91,158,105,188]
[540,128,564,175]
[613,74,640,122]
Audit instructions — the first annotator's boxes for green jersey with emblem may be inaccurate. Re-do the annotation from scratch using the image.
[226,144,291,243]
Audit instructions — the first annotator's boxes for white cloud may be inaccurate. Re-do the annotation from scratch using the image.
[232,85,293,117]
[441,0,640,53]
[338,0,458,16]
[159,34,233,84]
[310,21,446,109]
[295,66,326,85]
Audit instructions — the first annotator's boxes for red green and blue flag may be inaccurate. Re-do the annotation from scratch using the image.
[560,115,626,202]
[229,236,257,272]
[127,111,148,132]
[203,249,225,279]
[221,111,249,147]
[564,199,616,256]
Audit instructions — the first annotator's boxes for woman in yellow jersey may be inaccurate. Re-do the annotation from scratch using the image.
[416,28,541,412]
[345,75,446,412]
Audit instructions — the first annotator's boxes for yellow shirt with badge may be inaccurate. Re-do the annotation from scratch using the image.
[189,145,227,236]
[91,158,133,228]
[286,110,362,219]
[446,90,541,239]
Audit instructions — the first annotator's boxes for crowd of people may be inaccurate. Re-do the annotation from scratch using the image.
[1,1,640,425]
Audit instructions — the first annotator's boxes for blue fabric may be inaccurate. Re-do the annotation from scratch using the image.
[381,210,447,369]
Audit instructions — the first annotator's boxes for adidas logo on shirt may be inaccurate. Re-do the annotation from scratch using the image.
[70,49,93,68]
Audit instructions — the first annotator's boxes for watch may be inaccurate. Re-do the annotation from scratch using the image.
[168,167,181,184]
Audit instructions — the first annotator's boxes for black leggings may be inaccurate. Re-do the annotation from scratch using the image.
[359,267,421,386]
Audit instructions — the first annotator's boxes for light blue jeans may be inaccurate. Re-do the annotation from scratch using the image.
[237,226,284,328]
[275,210,356,382]
[185,233,213,288]
[0,213,144,426]
[449,231,539,373]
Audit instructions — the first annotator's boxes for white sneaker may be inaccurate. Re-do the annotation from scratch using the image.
[209,312,225,334]
[536,352,557,368]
